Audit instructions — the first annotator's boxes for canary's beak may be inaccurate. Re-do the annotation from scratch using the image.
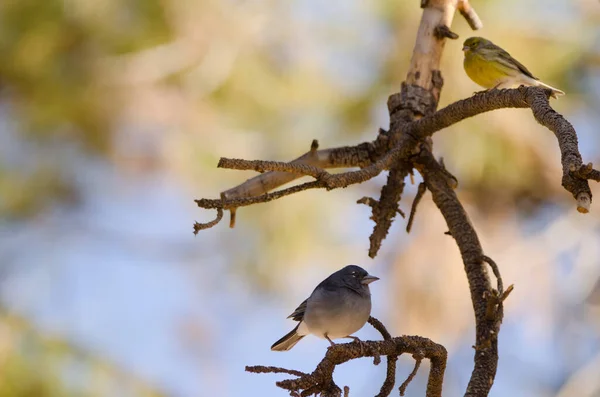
[361,275,379,285]
[462,45,469,52]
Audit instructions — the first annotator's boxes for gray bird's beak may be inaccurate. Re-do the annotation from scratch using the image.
[361,275,379,285]
[462,45,469,52]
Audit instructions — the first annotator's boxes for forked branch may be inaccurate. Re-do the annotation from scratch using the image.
[246,317,447,397]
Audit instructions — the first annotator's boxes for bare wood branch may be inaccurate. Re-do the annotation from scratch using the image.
[221,142,379,201]
[196,181,324,210]
[458,0,483,30]
[218,158,328,179]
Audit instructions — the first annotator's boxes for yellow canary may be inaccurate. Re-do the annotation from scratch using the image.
[462,37,564,98]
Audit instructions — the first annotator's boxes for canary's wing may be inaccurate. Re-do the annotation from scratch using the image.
[287,299,307,322]
[482,43,538,80]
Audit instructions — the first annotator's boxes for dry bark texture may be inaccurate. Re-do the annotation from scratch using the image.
[194,0,598,396]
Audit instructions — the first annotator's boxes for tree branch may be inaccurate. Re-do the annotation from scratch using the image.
[457,0,483,30]
[407,182,427,233]
[221,142,380,201]
[246,317,447,397]
[416,150,503,396]
[399,86,593,212]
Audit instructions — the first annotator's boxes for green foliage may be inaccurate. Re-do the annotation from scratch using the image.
[0,313,167,397]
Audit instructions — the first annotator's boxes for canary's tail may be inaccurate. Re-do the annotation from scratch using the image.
[534,80,565,99]
[271,324,305,351]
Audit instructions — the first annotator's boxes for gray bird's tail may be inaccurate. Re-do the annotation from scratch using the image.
[271,324,305,351]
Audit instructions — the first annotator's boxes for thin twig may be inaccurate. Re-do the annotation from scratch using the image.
[369,316,399,397]
[399,354,424,396]
[572,162,600,182]
[407,183,427,233]
[482,255,503,295]
[196,181,324,210]
[245,365,308,377]
[193,208,223,235]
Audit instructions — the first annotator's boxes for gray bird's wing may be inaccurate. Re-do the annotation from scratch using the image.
[286,299,307,322]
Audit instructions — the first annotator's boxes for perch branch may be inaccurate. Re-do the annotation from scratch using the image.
[397,86,593,211]
[247,317,447,397]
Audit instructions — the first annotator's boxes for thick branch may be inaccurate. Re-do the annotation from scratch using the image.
[526,90,592,212]
[400,86,592,211]
[416,151,502,397]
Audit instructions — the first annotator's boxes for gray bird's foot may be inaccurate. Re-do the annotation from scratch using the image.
[325,334,336,347]
[345,336,369,354]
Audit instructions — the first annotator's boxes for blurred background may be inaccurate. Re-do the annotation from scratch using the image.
[0,0,599,396]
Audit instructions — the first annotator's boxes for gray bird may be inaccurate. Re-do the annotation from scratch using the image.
[271,265,379,351]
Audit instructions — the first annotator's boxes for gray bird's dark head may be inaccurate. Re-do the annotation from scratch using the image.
[335,265,379,289]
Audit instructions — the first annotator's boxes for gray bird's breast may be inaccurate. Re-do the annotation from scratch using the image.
[303,287,371,340]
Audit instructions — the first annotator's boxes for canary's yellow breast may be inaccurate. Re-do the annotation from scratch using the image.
[463,52,511,89]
